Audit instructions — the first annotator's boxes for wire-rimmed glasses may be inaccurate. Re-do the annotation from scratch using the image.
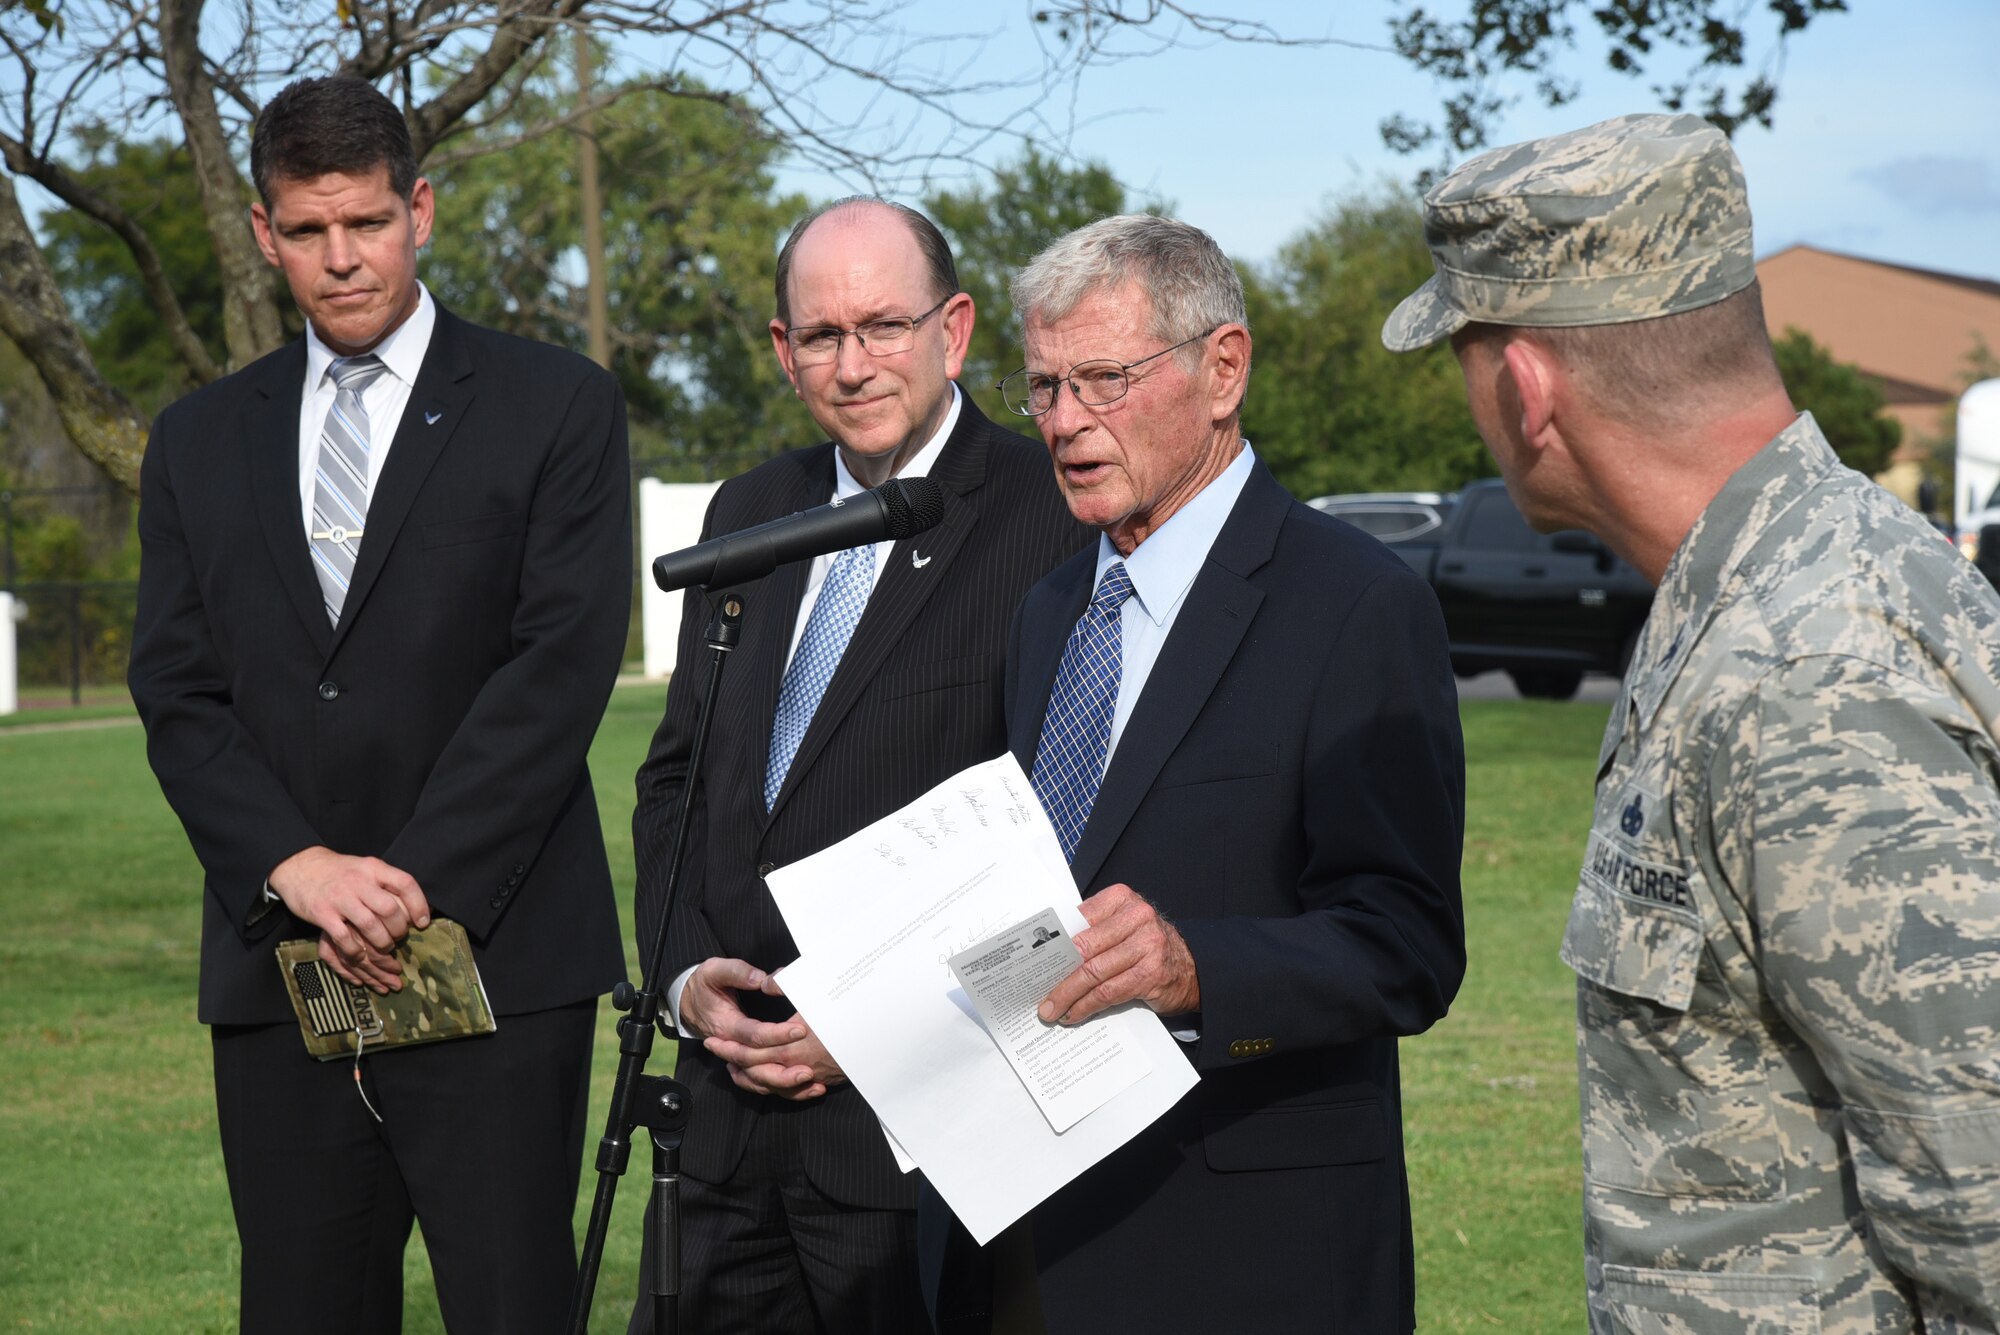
[782,296,952,365]
[997,328,1218,417]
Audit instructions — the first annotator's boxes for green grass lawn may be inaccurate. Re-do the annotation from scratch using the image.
[0,687,137,729]
[0,682,1605,1331]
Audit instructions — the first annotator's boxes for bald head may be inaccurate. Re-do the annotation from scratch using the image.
[767,197,974,486]
[774,197,958,327]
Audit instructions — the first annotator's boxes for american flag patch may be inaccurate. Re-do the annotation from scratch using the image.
[292,960,359,1037]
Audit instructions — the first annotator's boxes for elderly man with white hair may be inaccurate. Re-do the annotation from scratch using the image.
[918,214,1469,1335]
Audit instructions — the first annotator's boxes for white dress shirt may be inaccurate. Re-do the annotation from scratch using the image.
[778,382,962,670]
[262,286,438,908]
[296,284,437,538]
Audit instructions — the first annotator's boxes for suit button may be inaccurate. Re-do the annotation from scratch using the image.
[757,862,775,878]
[317,681,340,701]
[511,862,525,875]
[489,895,505,909]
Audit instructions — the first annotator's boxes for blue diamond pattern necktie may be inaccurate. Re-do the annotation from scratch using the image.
[765,541,875,809]
[1031,562,1136,862]
[309,354,389,625]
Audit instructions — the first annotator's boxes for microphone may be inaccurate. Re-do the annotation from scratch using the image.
[652,476,948,592]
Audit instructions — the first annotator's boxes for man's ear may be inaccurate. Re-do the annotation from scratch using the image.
[407,177,435,249]
[938,291,975,384]
[250,201,281,268]
[770,318,801,395]
[1205,323,1251,426]
[1501,337,1560,454]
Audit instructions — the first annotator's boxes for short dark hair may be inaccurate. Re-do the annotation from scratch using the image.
[773,197,959,326]
[251,76,419,206]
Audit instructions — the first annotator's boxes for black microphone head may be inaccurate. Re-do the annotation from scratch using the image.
[878,476,947,539]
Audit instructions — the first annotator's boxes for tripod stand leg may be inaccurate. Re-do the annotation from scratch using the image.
[566,591,736,1333]
[645,1131,681,1334]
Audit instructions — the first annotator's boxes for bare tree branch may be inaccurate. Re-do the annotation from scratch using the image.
[404,0,588,160]
[423,73,742,169]
[159,0,285,365]
[0,129,222,383]
[0,172,147,493]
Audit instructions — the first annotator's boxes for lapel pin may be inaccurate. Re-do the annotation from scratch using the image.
[911,551,933,569]
[425,409,443,425]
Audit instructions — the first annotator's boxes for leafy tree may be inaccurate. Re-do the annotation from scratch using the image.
[421,49,817,473]
[2,1,1858,493]
[0,344,136,688]
[39,129,229,419]
[1242,188,1491,500]
[926,149,1148,432]
[0,339,131,574]
[1380,0,1854,158]
[1770,326,1901,478]
[0,0,1278,494]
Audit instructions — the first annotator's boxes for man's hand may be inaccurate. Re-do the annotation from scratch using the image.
[682,959,844,1101]
[268,846,430,993]
[1038,883,1200,1026]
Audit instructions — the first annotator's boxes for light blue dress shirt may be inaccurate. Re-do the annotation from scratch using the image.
[1095,444,1256,766]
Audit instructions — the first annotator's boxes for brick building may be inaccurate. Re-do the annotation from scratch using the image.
[1757,244,2000,507]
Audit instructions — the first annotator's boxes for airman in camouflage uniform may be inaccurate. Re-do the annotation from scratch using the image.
[1387,113,2000,1332]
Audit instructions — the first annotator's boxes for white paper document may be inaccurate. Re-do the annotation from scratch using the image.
[947,908,1152,1133]
[766,755,1199,1245]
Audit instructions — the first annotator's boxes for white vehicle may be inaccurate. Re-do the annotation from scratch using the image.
[1307,491,1455,544]
[1956,378,2000,562]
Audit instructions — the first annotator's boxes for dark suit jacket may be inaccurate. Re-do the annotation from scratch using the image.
[130,304,632,1026]
[924,461,1467,1334]
[633,396,1087,1209]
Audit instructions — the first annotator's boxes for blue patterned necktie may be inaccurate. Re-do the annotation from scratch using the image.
[765,542,875,809]
[309,354,389,625]
[1031,562,1136,862]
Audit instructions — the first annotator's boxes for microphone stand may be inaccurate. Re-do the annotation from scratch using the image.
[566,588,744,1335]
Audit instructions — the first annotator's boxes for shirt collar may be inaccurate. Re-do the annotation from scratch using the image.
[304,282,436,393]
[832,383,962,499]
[1096,443,1256,626]
[1628,412,1839,726]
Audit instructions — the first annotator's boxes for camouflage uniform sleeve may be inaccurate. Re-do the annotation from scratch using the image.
[1721,654,2000,1326]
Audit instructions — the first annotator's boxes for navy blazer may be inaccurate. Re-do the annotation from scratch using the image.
[633,397,1089,1210]
[130,305,633,1025]
[925,461,1467,1334]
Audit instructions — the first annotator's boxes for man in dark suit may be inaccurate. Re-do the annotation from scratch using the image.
[630,198,1084,1333]
[127,76,630,1334]
[920,214,1467,1334]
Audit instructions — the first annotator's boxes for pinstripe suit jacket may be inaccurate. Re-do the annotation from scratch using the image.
[633,396,1087,1208]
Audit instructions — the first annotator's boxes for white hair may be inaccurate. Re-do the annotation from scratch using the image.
[1011,214,1246,367]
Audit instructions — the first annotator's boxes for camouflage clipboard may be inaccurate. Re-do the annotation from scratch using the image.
[276,920,496,1061]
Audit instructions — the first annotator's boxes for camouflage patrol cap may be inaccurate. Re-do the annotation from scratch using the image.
[1381,113,1755,352]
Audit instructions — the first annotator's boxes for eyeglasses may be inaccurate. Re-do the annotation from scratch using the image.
[997,328,1217,417]
[782,296,951,365]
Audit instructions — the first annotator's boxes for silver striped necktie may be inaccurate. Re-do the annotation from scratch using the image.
[309,354,389,625]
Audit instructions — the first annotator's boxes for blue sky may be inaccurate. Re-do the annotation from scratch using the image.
[758,1,2000,281]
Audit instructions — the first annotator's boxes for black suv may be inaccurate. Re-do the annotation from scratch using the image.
[1372,480,1654,700]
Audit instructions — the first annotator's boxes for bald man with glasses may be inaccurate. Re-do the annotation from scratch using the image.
[630,197,1086,1334]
